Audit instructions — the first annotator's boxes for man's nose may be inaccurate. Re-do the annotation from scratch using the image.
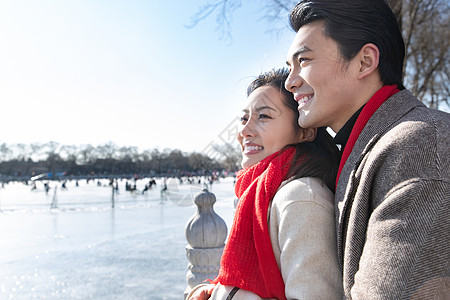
[285,71,303,92]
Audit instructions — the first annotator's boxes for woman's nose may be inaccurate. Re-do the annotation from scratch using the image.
[239,119,255,138]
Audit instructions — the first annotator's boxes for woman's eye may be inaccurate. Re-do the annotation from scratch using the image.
[240,116,248,124]
[258,114,271,120]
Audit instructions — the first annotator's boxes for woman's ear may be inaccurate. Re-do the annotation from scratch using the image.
[298,127,317,142]
[357,43,380,80]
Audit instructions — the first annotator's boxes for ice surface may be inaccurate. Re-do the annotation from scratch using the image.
[0,177,236,300]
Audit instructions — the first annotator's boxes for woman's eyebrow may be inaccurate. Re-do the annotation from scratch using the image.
[255,105,276,112]
[242,105,275,113]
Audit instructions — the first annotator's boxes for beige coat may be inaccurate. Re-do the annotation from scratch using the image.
[188,177,343,299]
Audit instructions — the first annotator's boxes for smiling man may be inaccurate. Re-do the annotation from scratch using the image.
[285,0,450,299]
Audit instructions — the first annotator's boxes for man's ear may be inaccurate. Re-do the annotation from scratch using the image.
[298,127,317,142]
[357,43,380,80]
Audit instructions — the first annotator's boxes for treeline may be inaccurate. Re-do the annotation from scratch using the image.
[0,142,241,180]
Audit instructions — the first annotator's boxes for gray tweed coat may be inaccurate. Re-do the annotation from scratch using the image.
[335,90,450,299]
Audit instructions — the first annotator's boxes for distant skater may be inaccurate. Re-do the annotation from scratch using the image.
[44,182,50,195]
[160,182,168,197]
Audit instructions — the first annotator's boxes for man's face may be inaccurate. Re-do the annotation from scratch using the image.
[285,20,361,132]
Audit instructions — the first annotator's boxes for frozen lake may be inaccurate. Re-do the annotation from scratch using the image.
[0,177,237,300]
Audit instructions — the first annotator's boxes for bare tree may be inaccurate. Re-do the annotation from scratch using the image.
[30,142,45,161]
[42,141,64,177]
[189,152,217,171]
[60,145,78,161]
[12,143,29,161]
[185,0,244,42]
[78,144,96,165]
[396,0,449,108]
[96,142,118,160]
[190,0,449,109]
[212,142,241,171]
[118,146,139,161]
[0,143,13,162]
[0,141,235,177]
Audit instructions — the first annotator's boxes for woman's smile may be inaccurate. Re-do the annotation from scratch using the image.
[243,143,264,154]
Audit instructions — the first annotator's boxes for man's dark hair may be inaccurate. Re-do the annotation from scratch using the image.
[290,0,405,89]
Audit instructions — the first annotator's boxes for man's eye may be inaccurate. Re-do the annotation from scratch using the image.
[258,114,271,120]
[299,57,310,64]
[240,116,248,124]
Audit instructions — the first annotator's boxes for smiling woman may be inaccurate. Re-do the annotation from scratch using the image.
[187,68,342,299]
[238,84,306,169]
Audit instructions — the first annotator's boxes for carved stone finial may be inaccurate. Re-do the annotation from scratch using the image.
[184,189,227,297]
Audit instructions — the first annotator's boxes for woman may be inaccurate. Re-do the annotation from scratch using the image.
[188,68,342,299]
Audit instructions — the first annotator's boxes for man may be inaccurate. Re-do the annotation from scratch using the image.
[285,0,449,299]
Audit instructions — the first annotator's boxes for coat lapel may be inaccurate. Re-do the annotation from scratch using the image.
[335,90,425,266]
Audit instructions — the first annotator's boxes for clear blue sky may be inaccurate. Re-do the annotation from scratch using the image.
[0,0,295,153]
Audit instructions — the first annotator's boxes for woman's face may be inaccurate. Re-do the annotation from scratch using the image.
[238,85,303,169]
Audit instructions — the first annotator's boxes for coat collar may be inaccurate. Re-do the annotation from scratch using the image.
[334,89,425,265]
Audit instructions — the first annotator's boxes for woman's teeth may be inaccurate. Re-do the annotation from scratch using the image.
[245,145,263,151]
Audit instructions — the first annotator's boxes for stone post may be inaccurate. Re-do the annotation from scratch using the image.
[184,189,227,298]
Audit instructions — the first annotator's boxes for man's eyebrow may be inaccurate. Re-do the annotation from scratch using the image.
[286,46,312,65]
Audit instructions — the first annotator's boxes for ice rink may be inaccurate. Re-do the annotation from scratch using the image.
[0,177,236,299]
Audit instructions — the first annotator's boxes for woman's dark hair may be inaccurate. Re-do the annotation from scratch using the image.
[289,0,405,90]
[287,127,340,192]
[247,68,340,191]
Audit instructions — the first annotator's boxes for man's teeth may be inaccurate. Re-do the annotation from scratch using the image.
[246,145,263,151]
[298,95,311,103]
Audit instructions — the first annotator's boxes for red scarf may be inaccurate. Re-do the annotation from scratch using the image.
[214,148,295,300]
[336,85,399,185]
